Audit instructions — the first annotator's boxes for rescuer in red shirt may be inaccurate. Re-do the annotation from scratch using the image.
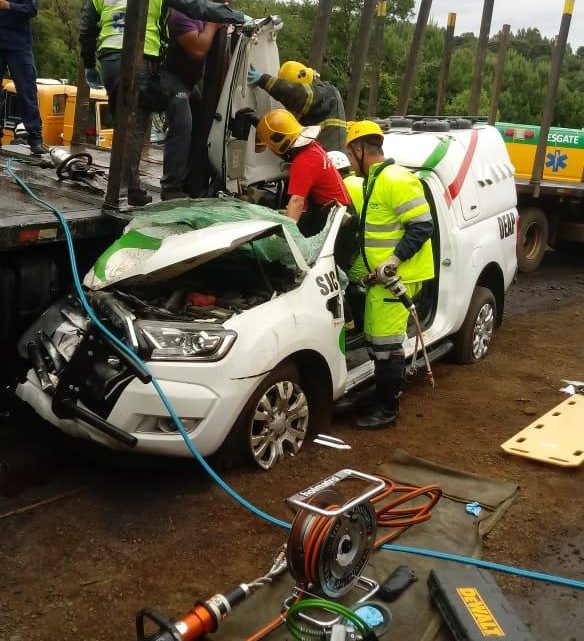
[255,109,350,233]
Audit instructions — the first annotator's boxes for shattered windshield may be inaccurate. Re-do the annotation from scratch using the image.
[85,198,333,289]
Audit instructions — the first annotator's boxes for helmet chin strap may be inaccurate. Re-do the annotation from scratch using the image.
[349,141,367,177]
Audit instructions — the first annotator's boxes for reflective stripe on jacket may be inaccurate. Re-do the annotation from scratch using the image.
[91,0,164,57]
[362,162,434,284]
[258,76,347,152]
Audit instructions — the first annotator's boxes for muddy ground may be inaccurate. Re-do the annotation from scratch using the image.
[1,250,584,641]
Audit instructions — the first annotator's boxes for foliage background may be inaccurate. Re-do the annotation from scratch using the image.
[31,0,584,127]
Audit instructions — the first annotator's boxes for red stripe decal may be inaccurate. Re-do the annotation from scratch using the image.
[447,129,479,200]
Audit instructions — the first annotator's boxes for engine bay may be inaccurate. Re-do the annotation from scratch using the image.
[107,246,300,324]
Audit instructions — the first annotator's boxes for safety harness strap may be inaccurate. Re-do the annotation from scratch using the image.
[358,159,395,273]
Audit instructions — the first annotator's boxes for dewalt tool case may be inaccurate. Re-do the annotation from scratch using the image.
[428,566,536,641]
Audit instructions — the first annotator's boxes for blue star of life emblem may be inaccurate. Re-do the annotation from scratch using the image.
[545,149,568,172]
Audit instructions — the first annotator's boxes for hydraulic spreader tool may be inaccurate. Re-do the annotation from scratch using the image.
[134,470,441,641]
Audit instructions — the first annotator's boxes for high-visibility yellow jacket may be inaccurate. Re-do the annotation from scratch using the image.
[90,0,164,58]
[349,163,434,284]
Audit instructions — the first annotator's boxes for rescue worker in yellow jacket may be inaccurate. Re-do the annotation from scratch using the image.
[247,60,346,153]
[345,120,434,429]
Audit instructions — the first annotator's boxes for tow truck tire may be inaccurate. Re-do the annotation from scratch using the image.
[452,286,497,364]
[216,362,311,471]
[518,207,548,273]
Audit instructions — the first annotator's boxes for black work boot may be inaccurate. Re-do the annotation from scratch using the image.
[30,142,50,156]
[355,395,399,429]
[355,355,404,429]
[127,188,153,206]
[160,188,187,201]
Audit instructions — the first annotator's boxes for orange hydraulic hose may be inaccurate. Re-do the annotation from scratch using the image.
[303,504,340,584]
[242,594,301,641]
[370,474,441,547]
[242,613,286,641]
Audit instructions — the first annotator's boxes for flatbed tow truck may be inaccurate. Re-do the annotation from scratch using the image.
[0,0,220,384]
[0,144,164,365]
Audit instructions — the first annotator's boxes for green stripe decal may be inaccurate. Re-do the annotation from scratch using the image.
[422,137,451,169]
[93,229,162,282]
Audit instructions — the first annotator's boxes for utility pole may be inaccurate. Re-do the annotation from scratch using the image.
[488,24,511,125]
[530,0,575,197]
[396,0,433,116]
[367,0,389,117]
[345,0,378,119]
[308,0,335,70]
[468,0,494,115]
[103,0,148,213]
[72,60,90,145]
[435,12,456,116]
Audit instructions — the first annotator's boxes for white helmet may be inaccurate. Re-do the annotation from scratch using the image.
[327,150,351,171]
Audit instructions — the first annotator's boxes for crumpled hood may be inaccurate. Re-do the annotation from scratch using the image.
[84,198,330,290]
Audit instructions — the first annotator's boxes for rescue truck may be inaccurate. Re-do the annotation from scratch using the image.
[497,122,584,272]
[10,18,518,470]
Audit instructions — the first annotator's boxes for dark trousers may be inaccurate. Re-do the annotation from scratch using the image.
[161,71,200,193]
[0,48,42,147]
[99,51,153,191]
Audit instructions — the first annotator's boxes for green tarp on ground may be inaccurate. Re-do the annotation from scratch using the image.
[218,449,519,641]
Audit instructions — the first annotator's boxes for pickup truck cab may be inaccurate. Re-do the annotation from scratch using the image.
[15,18,518,470]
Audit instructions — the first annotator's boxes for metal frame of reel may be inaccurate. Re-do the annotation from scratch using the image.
[284,470,386,629]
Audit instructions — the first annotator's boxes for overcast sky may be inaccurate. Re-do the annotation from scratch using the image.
[415,0,583,50]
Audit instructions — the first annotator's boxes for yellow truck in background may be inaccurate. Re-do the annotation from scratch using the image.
[497,122,584,272]
[1,78,113,149]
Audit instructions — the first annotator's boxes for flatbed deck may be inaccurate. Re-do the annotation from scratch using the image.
[0,143,164,250]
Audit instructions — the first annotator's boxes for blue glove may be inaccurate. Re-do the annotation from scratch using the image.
[247,65,263,87]
[85,67,101,89]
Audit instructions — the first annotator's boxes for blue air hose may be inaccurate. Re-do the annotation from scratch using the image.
[5,158,289,530]
[6,158,584,593]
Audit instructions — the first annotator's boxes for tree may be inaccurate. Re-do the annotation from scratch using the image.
[20,0,584,128]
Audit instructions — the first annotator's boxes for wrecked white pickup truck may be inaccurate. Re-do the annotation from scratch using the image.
[15,17,518,470]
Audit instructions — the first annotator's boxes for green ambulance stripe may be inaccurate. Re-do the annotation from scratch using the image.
[93,229,162,282]
[496,124,584,150]
[415,137,451,180]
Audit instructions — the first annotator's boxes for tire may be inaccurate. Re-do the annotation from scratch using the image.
[216,362,311,471]
[452,286,497,364]
[517,207,548,273]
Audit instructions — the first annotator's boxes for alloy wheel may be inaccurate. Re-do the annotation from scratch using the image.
[249,380,309,470]
[472,302,494,360]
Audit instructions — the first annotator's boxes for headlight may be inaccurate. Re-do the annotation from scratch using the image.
[137,321,236,361]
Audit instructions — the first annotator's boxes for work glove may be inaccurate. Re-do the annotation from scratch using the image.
[85,67,101,89]
[375,255,401,284]
[247,65,263,87]
[243,14,254,25]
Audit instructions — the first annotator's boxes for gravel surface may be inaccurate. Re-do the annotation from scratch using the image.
[1,248,583,641]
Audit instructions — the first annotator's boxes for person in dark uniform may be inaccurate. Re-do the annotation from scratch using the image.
[247,60,346,153]
[160,11,222,200]
[0,0,47,155]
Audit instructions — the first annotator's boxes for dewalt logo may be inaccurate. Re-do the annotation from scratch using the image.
[456,587,505,637]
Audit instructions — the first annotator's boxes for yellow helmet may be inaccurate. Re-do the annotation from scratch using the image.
[256,109,303,155]
[346,120,384,146]
[278,61,316,85]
